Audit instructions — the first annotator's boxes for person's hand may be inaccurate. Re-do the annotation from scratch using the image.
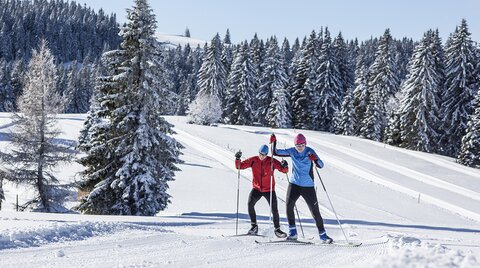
[281,160,288,168]
[270,133,276,144]
[308,153,317,161]
[235,151,242,160]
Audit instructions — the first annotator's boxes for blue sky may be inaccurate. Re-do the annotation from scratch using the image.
[79,0,479,43]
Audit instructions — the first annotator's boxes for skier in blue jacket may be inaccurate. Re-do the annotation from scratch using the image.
[270,133,333,244]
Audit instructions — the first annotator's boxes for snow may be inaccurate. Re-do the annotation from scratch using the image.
[155,32,206,48]
[1,113,479,267]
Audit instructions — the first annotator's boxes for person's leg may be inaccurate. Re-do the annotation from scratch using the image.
[247,189,262,225]
[285,183,301,238]
[300,186,326,233]
[263,191,280,229]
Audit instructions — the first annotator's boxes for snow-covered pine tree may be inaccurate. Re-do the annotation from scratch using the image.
[221,40,234,74]
[262,37,290,128]
[184,27,191,37]
[384,108,402,146]
[257,37,285,126]
[362,29,399,141]
[0,176,4,210]
[291,31,317,129]
[188,93,223,125]
[197,33,226,98]
[396,30,444,152]
[281,38,292,73]
[0,40,71,212]
[64,58,94,113]
[223,42,255,125]
[360,89,384,141]
[334,88,355,135]
[77,60,103,152]
[315,29,343,132]
[76,50,124,211]
[351,50,370,135]
[333,32,352,97]
[440,19,479,157]
[224,29,232,45]
[458,89,480,168]
[0,59,14,111]
[250,33,264,90]
[77,0,182,216]
[190,33,226,124]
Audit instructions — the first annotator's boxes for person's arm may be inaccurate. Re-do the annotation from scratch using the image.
[273,158,289,173]
[308,149,324,168]
[270,134,290,157]
[235,156,256,170]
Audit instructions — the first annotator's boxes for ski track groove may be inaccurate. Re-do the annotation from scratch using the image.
[173,128,337,219]
[215,125,480,223]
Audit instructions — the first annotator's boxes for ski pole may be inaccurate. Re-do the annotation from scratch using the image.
[313,164,350,243]
[268,137,275,234]
[235,156,241,235]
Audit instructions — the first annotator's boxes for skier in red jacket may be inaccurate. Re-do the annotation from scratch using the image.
[235,144,288,238]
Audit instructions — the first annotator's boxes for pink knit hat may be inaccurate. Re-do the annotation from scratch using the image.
[294,133,306,145]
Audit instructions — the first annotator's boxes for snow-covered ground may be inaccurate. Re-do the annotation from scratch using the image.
[0,113,479,267]
[155,32,206,48]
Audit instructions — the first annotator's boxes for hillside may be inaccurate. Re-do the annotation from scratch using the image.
[0,113,479,267]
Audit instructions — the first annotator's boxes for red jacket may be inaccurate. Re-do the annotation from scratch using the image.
[235,156,288,192]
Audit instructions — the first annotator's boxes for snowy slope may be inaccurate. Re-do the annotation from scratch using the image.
[0,113,479,267]
[155,32,206,48]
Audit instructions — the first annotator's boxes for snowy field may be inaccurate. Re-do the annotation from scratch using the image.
[0,113,479,267]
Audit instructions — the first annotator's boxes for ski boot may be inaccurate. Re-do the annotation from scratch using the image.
[287,225,298,240]
[319,231,333,244]
[274,228,287,238]
[247,224,258,235]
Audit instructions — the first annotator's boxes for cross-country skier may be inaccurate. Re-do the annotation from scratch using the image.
[235,144,288,238]
[270,133,333,244]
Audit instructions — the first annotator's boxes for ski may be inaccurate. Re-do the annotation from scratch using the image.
[255,239,362,247]
[222,233,268,238]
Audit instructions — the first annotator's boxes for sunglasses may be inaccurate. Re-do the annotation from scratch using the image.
[295,143,306,148]
[259,153,267,156]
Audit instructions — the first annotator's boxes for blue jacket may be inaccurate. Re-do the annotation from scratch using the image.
[274,146,324,187]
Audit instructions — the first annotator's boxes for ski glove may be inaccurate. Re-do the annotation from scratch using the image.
[235,151,242,160]
[281,160,288,168]
[270,133,276,144]
[308,153,321,168]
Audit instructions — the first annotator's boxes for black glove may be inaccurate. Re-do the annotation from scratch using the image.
[281,160,288,168]
[235,151,242,160]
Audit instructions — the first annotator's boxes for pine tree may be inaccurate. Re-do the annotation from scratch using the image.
[0,59,14,111]
[261,37,290,128]
[291,31,317,129]
[334,88,355,135]
[362,29,399,141]
[458,90,480,168]
[0,176,4,210]
[197,33,226,98]
[224,29,232,45]
[333,32,352,97]
[0,40,71,212]
[224,42,255,125]
[396,30,444,152]
[76,50,122,207]
[360,89,384,141]
[440,19,478,157]
[316,29,342,131]
[184,27,191,37]
[351,51,370,135]
[77,0,182,216]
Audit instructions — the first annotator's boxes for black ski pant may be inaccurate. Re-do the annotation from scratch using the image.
[286,183,326,233]
[248,189,280,229]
